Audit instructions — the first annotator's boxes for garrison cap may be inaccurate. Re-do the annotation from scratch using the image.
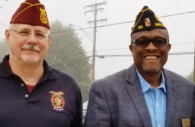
[131,6,166,34]
[10,0,50,29]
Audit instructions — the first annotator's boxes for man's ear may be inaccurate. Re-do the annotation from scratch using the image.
[167,43,171,51]
[5,29,11,45]
[129,44,134,53]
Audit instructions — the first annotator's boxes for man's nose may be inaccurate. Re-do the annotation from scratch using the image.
[145,42,157,51]
[26,33,38,44]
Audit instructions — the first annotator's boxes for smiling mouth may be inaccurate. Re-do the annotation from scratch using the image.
[22,49,40,53]
[144,56,160,59]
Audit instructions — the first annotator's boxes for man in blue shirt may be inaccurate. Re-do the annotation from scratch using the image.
[85,6,195,127]
[0,0,82,126]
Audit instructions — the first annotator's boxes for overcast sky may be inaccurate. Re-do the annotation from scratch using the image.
[0,0,195,79]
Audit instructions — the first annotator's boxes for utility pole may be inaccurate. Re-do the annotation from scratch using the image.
[194,42,195,82]
[84,2,107,82]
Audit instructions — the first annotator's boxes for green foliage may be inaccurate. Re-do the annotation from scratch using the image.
[0,39,9,60]
[186,70,194,82]
[46,20,91,102]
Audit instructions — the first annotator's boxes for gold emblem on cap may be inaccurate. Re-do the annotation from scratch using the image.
[40,8,48,24]
[49,91,65,111]
[145,18,151,27]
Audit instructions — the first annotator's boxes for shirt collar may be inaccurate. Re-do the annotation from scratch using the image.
[136,69,166,93]
[0,55,55,80]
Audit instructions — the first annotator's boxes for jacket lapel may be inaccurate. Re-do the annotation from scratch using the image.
[125,65,152,127]
[163,70,177,127]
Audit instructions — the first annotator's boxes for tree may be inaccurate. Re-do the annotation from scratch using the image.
[46,20,91,102]
[186,71,194,82]
[0,21,91,102]
[0,39,9,60]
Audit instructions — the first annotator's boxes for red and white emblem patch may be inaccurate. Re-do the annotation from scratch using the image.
[49,91,65,111]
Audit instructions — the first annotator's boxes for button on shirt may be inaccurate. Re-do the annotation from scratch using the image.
[136,70,166,127]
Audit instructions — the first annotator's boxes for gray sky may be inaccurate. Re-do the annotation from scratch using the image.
[0,0,195,79]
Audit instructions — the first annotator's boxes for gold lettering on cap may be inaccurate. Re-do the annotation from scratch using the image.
[40,8,48,24]
[138,25,143,29]
[155,23,165,27]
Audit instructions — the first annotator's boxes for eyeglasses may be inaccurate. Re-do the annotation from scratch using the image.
[131,38,169,47]
[9,29,50,41]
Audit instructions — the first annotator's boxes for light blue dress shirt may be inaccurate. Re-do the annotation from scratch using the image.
[136,70,166,127]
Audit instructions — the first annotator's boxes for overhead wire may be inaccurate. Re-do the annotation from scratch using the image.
[0,10,195,61]
[0,21,8,27]
[51,10,195,34]
[85,42,195,53]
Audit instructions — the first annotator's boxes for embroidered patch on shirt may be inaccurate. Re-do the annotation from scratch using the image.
[49,91,65,111]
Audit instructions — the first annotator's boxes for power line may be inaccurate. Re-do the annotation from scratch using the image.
[95,51,195,58]
[159,11,195,18]
[173,42,194,45]
[95,10,195,28]
[80,31,93,39]
[85,42,195,53]
[70,51,194,62]
[169,51,194,55]
[53,51,195,64]
[51,10,195,34]
[0,21,8,27]
[69,24,93,42]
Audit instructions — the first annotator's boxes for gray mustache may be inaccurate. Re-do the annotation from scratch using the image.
[22,45,40,52]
